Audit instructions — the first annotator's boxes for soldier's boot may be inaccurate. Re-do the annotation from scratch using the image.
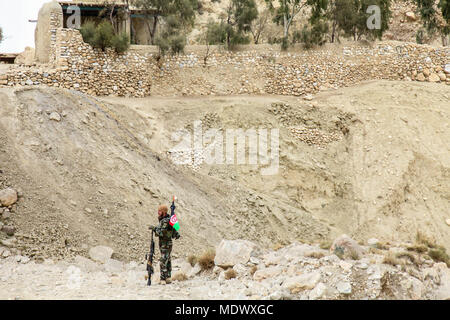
[165,278,172,284]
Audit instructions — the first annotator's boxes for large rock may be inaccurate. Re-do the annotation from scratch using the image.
[405,12,417,21]
[0,188,18,207]
[74,255,100,272]
[35,1,63,63]
[282,271,321,293]
[104,258,124,273]
[434,263,450,300]
[88,246,114,263]
[309,282,327,300]
[187,262,201,278]
[336,281,352,295]
[444,64,450,74]
[330,234,364,260]
[214,239,259,267]
[279,243,326,262]
[15,47,35,65]
[253,266,283,281]
[428,73,440,82]
[1,225,16,236]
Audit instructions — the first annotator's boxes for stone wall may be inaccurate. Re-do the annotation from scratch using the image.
[1,21,449,97]
[149,43,449,97]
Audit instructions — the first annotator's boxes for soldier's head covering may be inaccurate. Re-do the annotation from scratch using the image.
[158,205,168,215]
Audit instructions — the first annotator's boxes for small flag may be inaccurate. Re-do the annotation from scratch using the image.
[169,214,180,231]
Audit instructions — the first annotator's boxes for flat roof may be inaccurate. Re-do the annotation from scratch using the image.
[58,1,128,7]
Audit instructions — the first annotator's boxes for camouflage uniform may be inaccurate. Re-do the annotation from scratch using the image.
[154,215,180,281]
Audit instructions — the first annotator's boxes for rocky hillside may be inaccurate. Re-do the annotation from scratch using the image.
[1,80,450,264]
[0,237,448,299]
[188,0,445,45]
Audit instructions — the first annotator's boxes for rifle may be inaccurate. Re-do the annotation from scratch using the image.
[170,195,176,217]
[145,228,155,286]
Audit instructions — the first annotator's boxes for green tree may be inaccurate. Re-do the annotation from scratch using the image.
[134,0,198,44]
[80,21,130,53]
[112,32,131,53]
[415,0,449,45]
[319,0,390,41]
[250,8,272,44]
[93,21,115,51]
[155,15,187,55]
[222,0,259,49]
[0,27,3,46]
[298,0,329,48]
[265,0,308,43]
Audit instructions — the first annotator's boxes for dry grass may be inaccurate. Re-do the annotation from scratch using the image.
[383,252,404,266]
[224,268,237,280]
[198,249,215,271]
[350,250,361,260]
[172,272,188,282]
[428,247,450,267]
[306,251,325,259]
[407,244,428,254]
[416,231,437,248]
[187,255,198,267]
[272,243,283,251]
[374,242,390,250]
[396,251,419,266]
[368,247,383,255]
[414,231,449,267]
[320,240,332,250]
[250,265,257,276]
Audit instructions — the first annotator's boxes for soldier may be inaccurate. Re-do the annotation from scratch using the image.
[151,204,180,284]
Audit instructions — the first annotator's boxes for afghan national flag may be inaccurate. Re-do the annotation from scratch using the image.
[169,214,180,231]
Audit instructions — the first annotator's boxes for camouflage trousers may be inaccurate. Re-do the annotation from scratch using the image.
[159,240,173,280]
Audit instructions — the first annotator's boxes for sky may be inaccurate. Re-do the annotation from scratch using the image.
[0,0,49,53]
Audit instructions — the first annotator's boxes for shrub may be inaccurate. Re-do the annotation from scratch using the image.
[416,29,425,44]
[205,21,227,45]
[172,271,188,282]
[416,231,437,248]
[320,240,332,250]
[93,21,114,51]
[80,22,96,44]
[155,36,170,56]
[224,268,237,280]
[168,34,186,54]
[155,15,187,56]
[428,247,450,267]
[80,21,130,53]
[396,251,419,266]
[112,32,130,53]
[300,20,329,49]
[187,254,198,267]
[198,249,215,270]
[383,252,402,266]
[407,244,428,253]
[306,251,325,259]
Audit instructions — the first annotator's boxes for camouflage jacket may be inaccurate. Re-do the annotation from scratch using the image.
[155,215,180,242]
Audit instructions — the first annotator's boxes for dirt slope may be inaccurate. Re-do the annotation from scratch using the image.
[0,80,449,263]
[0,86,327,261]
[104,80,450,253]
